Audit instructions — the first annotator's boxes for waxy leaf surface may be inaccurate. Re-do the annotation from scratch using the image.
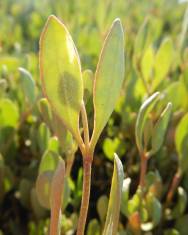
[39,15,83,140]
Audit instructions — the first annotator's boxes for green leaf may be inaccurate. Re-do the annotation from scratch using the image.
[87,219,100,235]
[121,178,131,217]
[37,122,50,153]
[141,193,162,231]
[135,92,160,153]
[38,98,53,129]
[102,153,124,235]
[0,98,19,128]
[39,15,83,140]
[164,229,180,235]
[151,102,172,154]
[39,150,61,174]
[172,187,187,219]
[175,113,188,172]
[141,46,154,81]
[91,18,125,149]
[19,67,36,104]
[153,38,174,90]
[36,171,53,209]
[97,195,108,224]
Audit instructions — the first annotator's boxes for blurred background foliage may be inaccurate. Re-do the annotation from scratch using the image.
[0,0,188,234]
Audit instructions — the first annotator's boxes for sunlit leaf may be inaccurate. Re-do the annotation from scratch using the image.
[39,15,83,140]
[87,219,100,235]
[91,18,125,149]
[19,67,36,104]
[121,178,131,217]
[102,154,124,235]
[153,38,174,90]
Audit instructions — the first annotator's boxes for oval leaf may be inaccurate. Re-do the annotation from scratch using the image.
[102,153,124,235]
[91,18,125,149]
[39,15,83,140]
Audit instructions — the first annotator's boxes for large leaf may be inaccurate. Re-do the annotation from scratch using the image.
[91,18,125,149]
[102,154,124,235]
[39,15,83,140]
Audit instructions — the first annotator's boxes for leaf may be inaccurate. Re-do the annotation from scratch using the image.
[0,98,19,128]
[36,171,53,209]
[37,122,50,153]
[151,102,172,154]
[91,18,125,149]
[50,160,65,235]
[102,153,124,235]
[153,38,174,90]
[135,92,160,153]
[39,150,61,174]
[39,15,83,140]
[121,178,131,217]
[38,98,53,129]
[171,187,187,219]
[97,195,108,224]
[87,219,100,235]
[175,113,188,172]
[19,67,36,104]
[141,46,154,81]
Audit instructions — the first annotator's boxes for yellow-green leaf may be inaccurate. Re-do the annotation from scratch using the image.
[153,38,174,90]
[39,15,83,140]
[91,19,125,149]
[102,154,124,235]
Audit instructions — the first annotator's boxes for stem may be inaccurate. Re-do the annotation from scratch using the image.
[81,101,90,148]
[139,152,148,189]
[76,156,92,235]
[166,169,182,204]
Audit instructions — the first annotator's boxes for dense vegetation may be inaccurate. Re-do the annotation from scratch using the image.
[0,0,188,234]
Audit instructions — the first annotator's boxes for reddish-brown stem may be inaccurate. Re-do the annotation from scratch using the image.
[139,152,148,189]
[166,169,182,204]
[76,156,92,235]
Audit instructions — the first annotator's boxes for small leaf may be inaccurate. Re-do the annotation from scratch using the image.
[102,154,124,235]
[50,160,65,235]
[151,102,172,154]
[19,67,36,104]
[39,15,83,140]
[175,113,188,172]
[36,171,53,209]
[135,92,160,153]
[121,178,131,217]
[39,150,61,174]
[91,18,125,149]
[37,122,50,153]
[87,219,100,235]
[97,195,108,224]
[172,187,187,219]
[141,46,154,81]
[38,98,53,129]
[153,38,174,89]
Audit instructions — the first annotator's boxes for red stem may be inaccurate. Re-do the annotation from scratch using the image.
[139,152,148,189]
[76,156,92,235]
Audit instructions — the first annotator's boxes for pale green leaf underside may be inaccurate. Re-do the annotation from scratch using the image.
[39,15,83,139]
[91,18,125,148]
[102,154,124,235]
